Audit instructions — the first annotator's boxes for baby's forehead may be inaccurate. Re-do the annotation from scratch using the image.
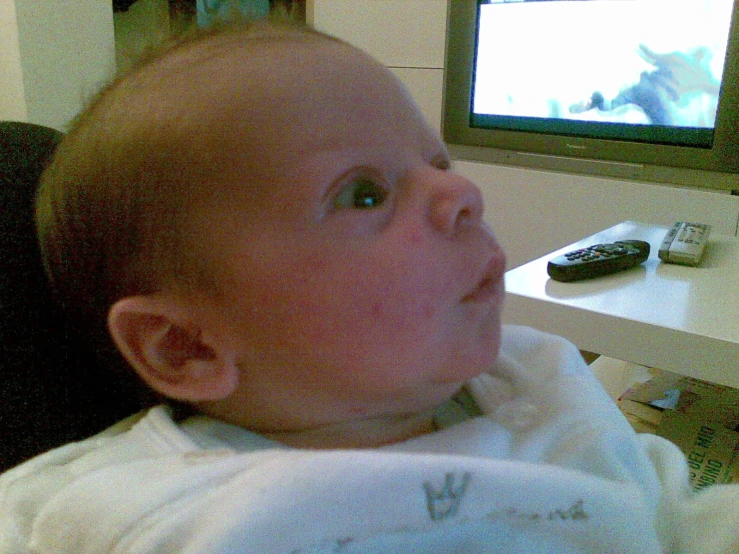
[122,28,380,132]
[134,32,397,134]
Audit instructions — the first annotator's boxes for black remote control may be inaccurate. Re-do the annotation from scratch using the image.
[547,240,651,282]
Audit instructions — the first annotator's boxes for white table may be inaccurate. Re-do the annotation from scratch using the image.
[504,221,739,388]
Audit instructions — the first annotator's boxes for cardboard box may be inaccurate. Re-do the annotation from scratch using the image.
[621,371,739,430]
[617,369,739,490]
[656,412,739,490]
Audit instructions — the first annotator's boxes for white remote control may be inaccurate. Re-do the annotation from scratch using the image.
[658,222,711,266]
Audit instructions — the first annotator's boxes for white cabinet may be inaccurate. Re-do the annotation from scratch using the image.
[309,0,447,68]
[309,0,447,134]
[389,67,445,134]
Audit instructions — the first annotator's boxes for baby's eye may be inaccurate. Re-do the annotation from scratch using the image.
[333,178,388,210]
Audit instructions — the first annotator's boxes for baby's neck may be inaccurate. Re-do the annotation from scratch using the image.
[261,409,439,449]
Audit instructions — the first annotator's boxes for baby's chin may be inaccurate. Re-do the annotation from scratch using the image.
[442,335,502,384]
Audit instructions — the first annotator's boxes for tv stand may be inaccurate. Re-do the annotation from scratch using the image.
[504,221,739,388]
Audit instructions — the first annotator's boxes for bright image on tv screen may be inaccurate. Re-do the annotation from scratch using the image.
[473,0,733,130]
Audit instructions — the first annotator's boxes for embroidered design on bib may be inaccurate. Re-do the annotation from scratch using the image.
[423,472,472,521]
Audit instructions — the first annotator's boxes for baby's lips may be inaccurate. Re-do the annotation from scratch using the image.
[462,252,506,303]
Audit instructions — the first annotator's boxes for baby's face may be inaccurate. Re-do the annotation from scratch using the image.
[187,41,506,431]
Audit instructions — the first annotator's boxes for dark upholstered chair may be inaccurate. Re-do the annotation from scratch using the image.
[0,121,142,472]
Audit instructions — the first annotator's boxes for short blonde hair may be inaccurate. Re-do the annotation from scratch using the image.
[36,21,341,339]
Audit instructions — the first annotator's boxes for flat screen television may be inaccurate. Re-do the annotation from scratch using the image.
[443,0,739,192]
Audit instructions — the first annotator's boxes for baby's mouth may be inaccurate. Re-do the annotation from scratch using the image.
[462,256,505,303]
[462,275,498,303]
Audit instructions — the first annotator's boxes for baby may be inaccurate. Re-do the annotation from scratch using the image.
[38,20,506,450]
[2,21,738,554]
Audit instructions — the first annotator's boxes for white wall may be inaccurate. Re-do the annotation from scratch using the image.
[462,162,739,267]
[309,0,739,268]
[1,0,116,131]
[0,0,27,121]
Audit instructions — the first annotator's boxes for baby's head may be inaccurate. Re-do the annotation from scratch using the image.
[37,21,506,447]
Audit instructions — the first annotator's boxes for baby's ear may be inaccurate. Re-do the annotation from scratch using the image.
[107,296,239,402]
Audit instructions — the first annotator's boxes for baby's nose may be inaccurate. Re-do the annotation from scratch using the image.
[428,171,484,235]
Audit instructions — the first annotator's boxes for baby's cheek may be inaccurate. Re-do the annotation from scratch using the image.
[364,276,448,331]
[367,298,437,327]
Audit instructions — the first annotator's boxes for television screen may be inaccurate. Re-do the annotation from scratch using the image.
[443,0,739,191]
[472,0,733,148]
